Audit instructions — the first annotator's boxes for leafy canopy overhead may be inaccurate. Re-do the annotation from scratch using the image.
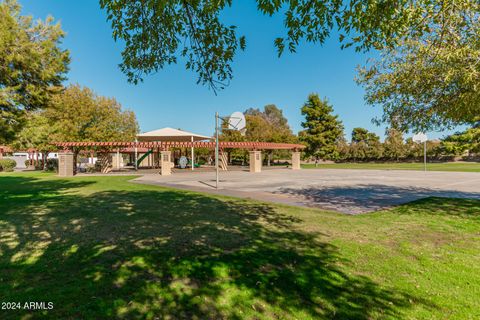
[357,0,480,131]
[0,0,69,143]
[442,123,480,156]
[99,0,453,93]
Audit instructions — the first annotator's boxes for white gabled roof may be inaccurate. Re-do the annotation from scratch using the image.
[137,127,212,142]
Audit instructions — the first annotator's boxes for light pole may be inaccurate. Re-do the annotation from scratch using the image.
[413,133,428,172]
[424,140,427,172]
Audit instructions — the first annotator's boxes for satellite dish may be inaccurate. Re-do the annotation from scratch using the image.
[228,111,246,131]
[412,132,428,143]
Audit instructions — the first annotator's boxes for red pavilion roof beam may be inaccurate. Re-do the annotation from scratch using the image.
[53,141,305,151]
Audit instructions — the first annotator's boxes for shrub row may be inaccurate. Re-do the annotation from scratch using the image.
[0,159,17,172]
[24,158,58,171]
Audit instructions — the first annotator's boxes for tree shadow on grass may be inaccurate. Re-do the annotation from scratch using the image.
[391,197,480,220]
[0,176,432,319]
[277,184,480,214]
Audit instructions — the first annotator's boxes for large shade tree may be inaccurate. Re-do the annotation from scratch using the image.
[12,85,139,171]
[99,0,462,93]
[220,104,296,164]
[357,0,479,131]
[46,85,139,143]
[45,84,139,169]
[245,105,296,143]
[0,0,70,143]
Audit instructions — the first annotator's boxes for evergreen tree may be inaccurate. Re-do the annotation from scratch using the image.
[348,128,383,161]
[350,128,369,161]
[351,128,370,144]
[366,132,383,160]
[383,128,405,161]
[300,94,343,162]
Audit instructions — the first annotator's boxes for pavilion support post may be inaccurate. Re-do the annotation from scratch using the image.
[160,150,173,175]
[291,151,301,170]
[134,139,138,171]
[249,150,262,173]
[58,152,75,177]
[112,150,122,170]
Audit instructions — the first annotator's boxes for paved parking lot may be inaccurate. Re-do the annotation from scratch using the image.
[134,169,480,214]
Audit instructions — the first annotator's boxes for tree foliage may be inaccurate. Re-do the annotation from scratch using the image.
[45,84,139,143]
[99,0,460,92]
[10,85,139,169]
[12,111,57,170]
[357,0,480,131]
[383,128,405,161]
[12,112,55,154]
[441,123,480,156]
[349,128,383,161]
[0,0,69,143]
[220,104,296,163]
[299,94,343,160]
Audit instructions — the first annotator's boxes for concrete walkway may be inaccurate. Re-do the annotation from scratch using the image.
[133,169,480,214]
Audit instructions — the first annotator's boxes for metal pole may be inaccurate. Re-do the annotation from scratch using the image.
[424,140,427,172]
[215,112,219,189]
[191,136,194,171]
[134,139,138,171]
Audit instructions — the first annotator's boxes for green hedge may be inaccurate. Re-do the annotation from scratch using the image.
[0,159,17,172]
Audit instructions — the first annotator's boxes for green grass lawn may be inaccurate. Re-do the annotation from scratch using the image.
[302,161,480,172]
[1,172,479,319]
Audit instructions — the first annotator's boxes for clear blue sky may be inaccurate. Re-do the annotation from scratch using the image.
[21,0,459,141]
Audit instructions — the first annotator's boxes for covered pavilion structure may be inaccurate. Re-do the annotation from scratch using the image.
[136,127,212,171]
[54,140,305,177]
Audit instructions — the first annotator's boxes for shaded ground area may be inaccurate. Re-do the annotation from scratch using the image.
[135,169,480,213]
[1,173,479,319]
[302,162,480,172]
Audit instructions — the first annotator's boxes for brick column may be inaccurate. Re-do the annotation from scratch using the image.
[160,150,173,175]
[291,151,301,170]
[249,150,262,173]
[58,152,74,177]
[111,153,122,170]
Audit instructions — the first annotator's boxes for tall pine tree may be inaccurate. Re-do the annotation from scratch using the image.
[299,94,343,162]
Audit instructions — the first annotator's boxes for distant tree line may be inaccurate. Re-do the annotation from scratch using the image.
[299,94,480,163]
[219,92,479,165]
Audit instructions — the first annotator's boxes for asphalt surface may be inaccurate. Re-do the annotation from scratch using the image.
[133,168,480,214]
